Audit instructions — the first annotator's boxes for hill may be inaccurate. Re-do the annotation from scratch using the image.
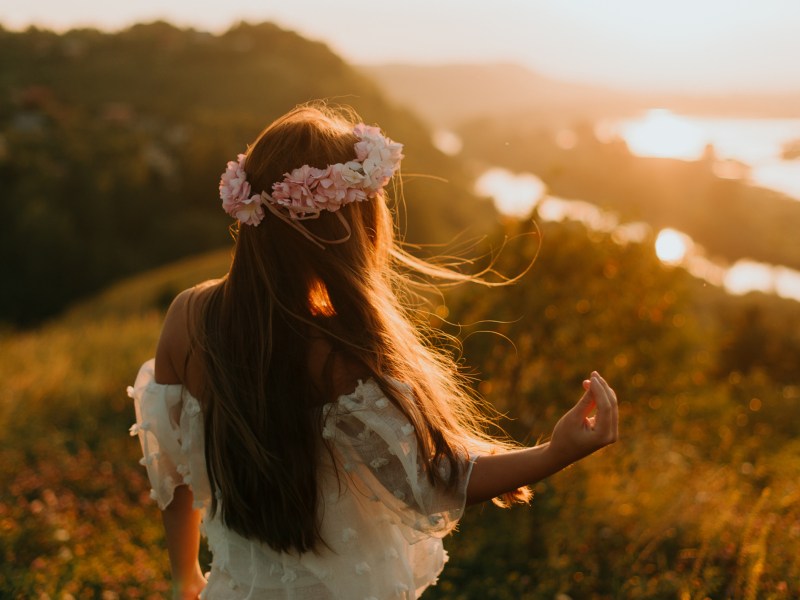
[360,63,642,128]
[457,118,800,270]
[362,63,800,270]
[361,62,800,128]
[0,22,496,325]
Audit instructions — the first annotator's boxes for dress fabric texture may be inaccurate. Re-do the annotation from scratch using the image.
[129,359,473,599]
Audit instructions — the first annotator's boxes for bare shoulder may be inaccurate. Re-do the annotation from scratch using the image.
[154,278,224,384]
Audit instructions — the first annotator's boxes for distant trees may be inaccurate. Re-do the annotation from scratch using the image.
[0,22,495,325]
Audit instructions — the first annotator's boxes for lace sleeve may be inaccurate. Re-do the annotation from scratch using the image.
[324,379,474,540]
[128,359,189,509]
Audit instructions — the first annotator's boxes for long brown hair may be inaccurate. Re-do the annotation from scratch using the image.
[194,103,530,553]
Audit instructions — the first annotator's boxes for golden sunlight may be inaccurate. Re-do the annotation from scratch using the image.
[724,261,774,296]
[474,168,546,218]
[620,109,706,159]
[655,228,690,264]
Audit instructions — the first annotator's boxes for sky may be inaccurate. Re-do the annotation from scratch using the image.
[4,0,800,94]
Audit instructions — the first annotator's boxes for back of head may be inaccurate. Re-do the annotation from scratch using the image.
[233,105,394,326]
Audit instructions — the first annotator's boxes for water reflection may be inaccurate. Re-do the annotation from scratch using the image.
[598,109,800,200]
[475,167,800,302]
[655,229,691,265]
[474,167,545,217]
[431,129,463,156]
[613,109,707,159]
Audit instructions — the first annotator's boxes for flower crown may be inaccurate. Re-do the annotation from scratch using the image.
[219,124,403,228]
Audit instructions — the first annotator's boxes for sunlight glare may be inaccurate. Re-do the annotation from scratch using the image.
[621,109,706,159]
[724,261,774,295]
[722,261,800,301]
[431,130,463,156]
[538,196,618,232]
[474,168,545,218]
[774,267,800,302]
[655,228,690,264]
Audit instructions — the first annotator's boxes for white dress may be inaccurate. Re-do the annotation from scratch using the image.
[129,359,473,599]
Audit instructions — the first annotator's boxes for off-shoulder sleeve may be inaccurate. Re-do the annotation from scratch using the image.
[324,379,475,541]
[128,359,189,509]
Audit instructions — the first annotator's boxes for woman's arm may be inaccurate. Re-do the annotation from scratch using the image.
[162,485,207,600]
[466,372,618,505]
[154,290,206,599]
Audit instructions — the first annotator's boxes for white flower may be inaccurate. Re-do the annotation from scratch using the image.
[341,162,366,186]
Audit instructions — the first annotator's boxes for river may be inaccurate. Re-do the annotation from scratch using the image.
[433,111,800,301]
[598,109,800,200]
[473,167,800,303]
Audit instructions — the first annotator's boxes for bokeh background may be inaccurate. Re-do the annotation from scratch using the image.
[1,1,799,598]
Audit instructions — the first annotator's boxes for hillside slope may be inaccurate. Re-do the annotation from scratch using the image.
[0,22,496,325]
[2,216,799,597]
[362,62,800,127]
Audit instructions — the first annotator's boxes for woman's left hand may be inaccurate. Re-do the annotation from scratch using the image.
[547,371,619,467]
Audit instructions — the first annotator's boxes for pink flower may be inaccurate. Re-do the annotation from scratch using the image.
[220,123,403,226]
[272,165,331,217]
[352,126,403,191]
[219,154,251,211]
[219,154,267,226]
[234,195,265,226]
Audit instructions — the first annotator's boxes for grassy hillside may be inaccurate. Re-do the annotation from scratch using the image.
[2,217,799,598]
[0,250,231,596]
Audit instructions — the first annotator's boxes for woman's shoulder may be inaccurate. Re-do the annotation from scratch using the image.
[154,278,225,385]
[172,278,225,311]
[163,278,224,330]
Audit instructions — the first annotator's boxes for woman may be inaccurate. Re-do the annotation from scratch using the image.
[130,104,618,599]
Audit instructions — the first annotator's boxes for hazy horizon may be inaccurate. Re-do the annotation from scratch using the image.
[5,0,800,95]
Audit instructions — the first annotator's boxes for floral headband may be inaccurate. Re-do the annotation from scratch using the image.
[219,124,403,246]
